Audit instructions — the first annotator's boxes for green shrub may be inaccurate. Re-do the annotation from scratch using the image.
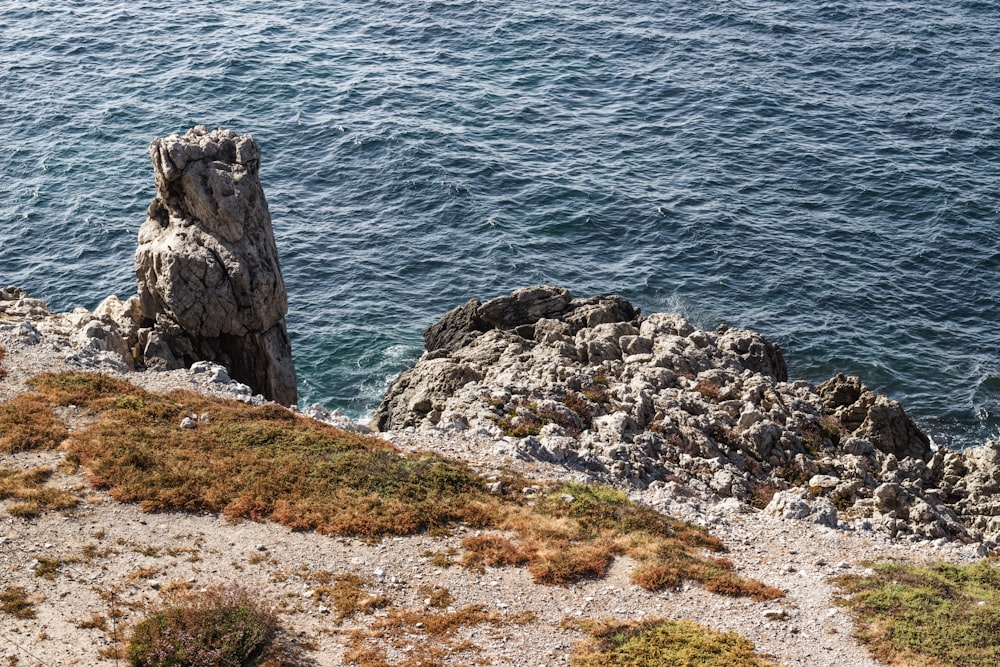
[127,585,276,667]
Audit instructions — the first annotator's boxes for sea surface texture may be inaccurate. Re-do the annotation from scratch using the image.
[2,1,998,447]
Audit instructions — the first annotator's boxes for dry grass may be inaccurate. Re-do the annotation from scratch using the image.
[32,557,60,579]
[313,573,391,622]
[75,613,108,630]
[0,587,35,619]
[569,618,778,666]
[0,344,7,380]
[344,604,535,667]
[466,483,784,599]
[5,372,780,601]
[0,467,79,518]
[0,393,67,453]
[418,585,454,609]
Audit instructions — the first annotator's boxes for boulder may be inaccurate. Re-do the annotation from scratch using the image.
[817,374,931,460]
[134,127,297,405]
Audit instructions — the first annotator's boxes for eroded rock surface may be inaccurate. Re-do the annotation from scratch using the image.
[134,126,296,405]
[374,285,1000,548]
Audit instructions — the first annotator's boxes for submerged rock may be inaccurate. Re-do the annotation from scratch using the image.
[374,285,1000,549]
[134,126,297,405]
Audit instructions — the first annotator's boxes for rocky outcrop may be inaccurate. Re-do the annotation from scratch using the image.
[134,126,296,405]
[374,285,1000,549]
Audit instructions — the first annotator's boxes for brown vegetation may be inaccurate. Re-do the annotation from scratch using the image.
[344,604,535,667]
[1,371,781,602]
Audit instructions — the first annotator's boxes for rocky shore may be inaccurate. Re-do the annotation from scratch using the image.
[5,276,998,556]
[375,285,1000,553]
[1,282,992,666]
[2,126,996,664]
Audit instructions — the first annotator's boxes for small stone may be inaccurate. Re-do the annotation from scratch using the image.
[180,416,196,429]
[808,474,840,489]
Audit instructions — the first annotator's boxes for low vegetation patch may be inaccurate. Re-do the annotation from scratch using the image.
[0,343,7,380]
[10,372,779,599]
[0,586,35,619]
[344,604,535,667]
[463,483,783,599]
[0,393,67,453]
[0,467,79,518]
[569,618,778,667]
[126,585,287,667]
[313,573,391,622]
[833,560,1000,667]
[491,396,587,438]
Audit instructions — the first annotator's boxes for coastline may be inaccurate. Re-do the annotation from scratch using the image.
[0,285,993,665]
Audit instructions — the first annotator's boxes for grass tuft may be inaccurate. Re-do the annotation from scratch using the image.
[33,557,60,579]
[569,618,778,667]
[0,587,35,619]
[833,560,1000,667]
[313,573,391,622]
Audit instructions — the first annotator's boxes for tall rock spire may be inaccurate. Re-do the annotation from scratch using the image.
[135,126,297,405]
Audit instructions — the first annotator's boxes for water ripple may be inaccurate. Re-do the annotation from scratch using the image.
[2,0,999,445]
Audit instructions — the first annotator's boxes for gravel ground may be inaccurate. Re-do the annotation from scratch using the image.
[0,311,983,666]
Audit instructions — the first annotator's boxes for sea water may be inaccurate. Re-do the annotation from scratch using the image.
[2,0,998,448]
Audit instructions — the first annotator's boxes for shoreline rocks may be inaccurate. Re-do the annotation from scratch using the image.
[374,285,1000,550]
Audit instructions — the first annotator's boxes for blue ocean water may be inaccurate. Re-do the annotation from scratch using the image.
[2,1,998,448]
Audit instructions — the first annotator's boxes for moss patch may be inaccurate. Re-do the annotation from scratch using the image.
[569,618,777,666]
[833,560,1000,667]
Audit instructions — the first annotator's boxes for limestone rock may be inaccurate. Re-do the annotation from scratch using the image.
[817,374,931,460]
[134,126,296,405]
[373,286,1000,548]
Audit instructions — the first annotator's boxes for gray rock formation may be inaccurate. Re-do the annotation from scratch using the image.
[374,285,1000,549]
[134,126,297,405]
